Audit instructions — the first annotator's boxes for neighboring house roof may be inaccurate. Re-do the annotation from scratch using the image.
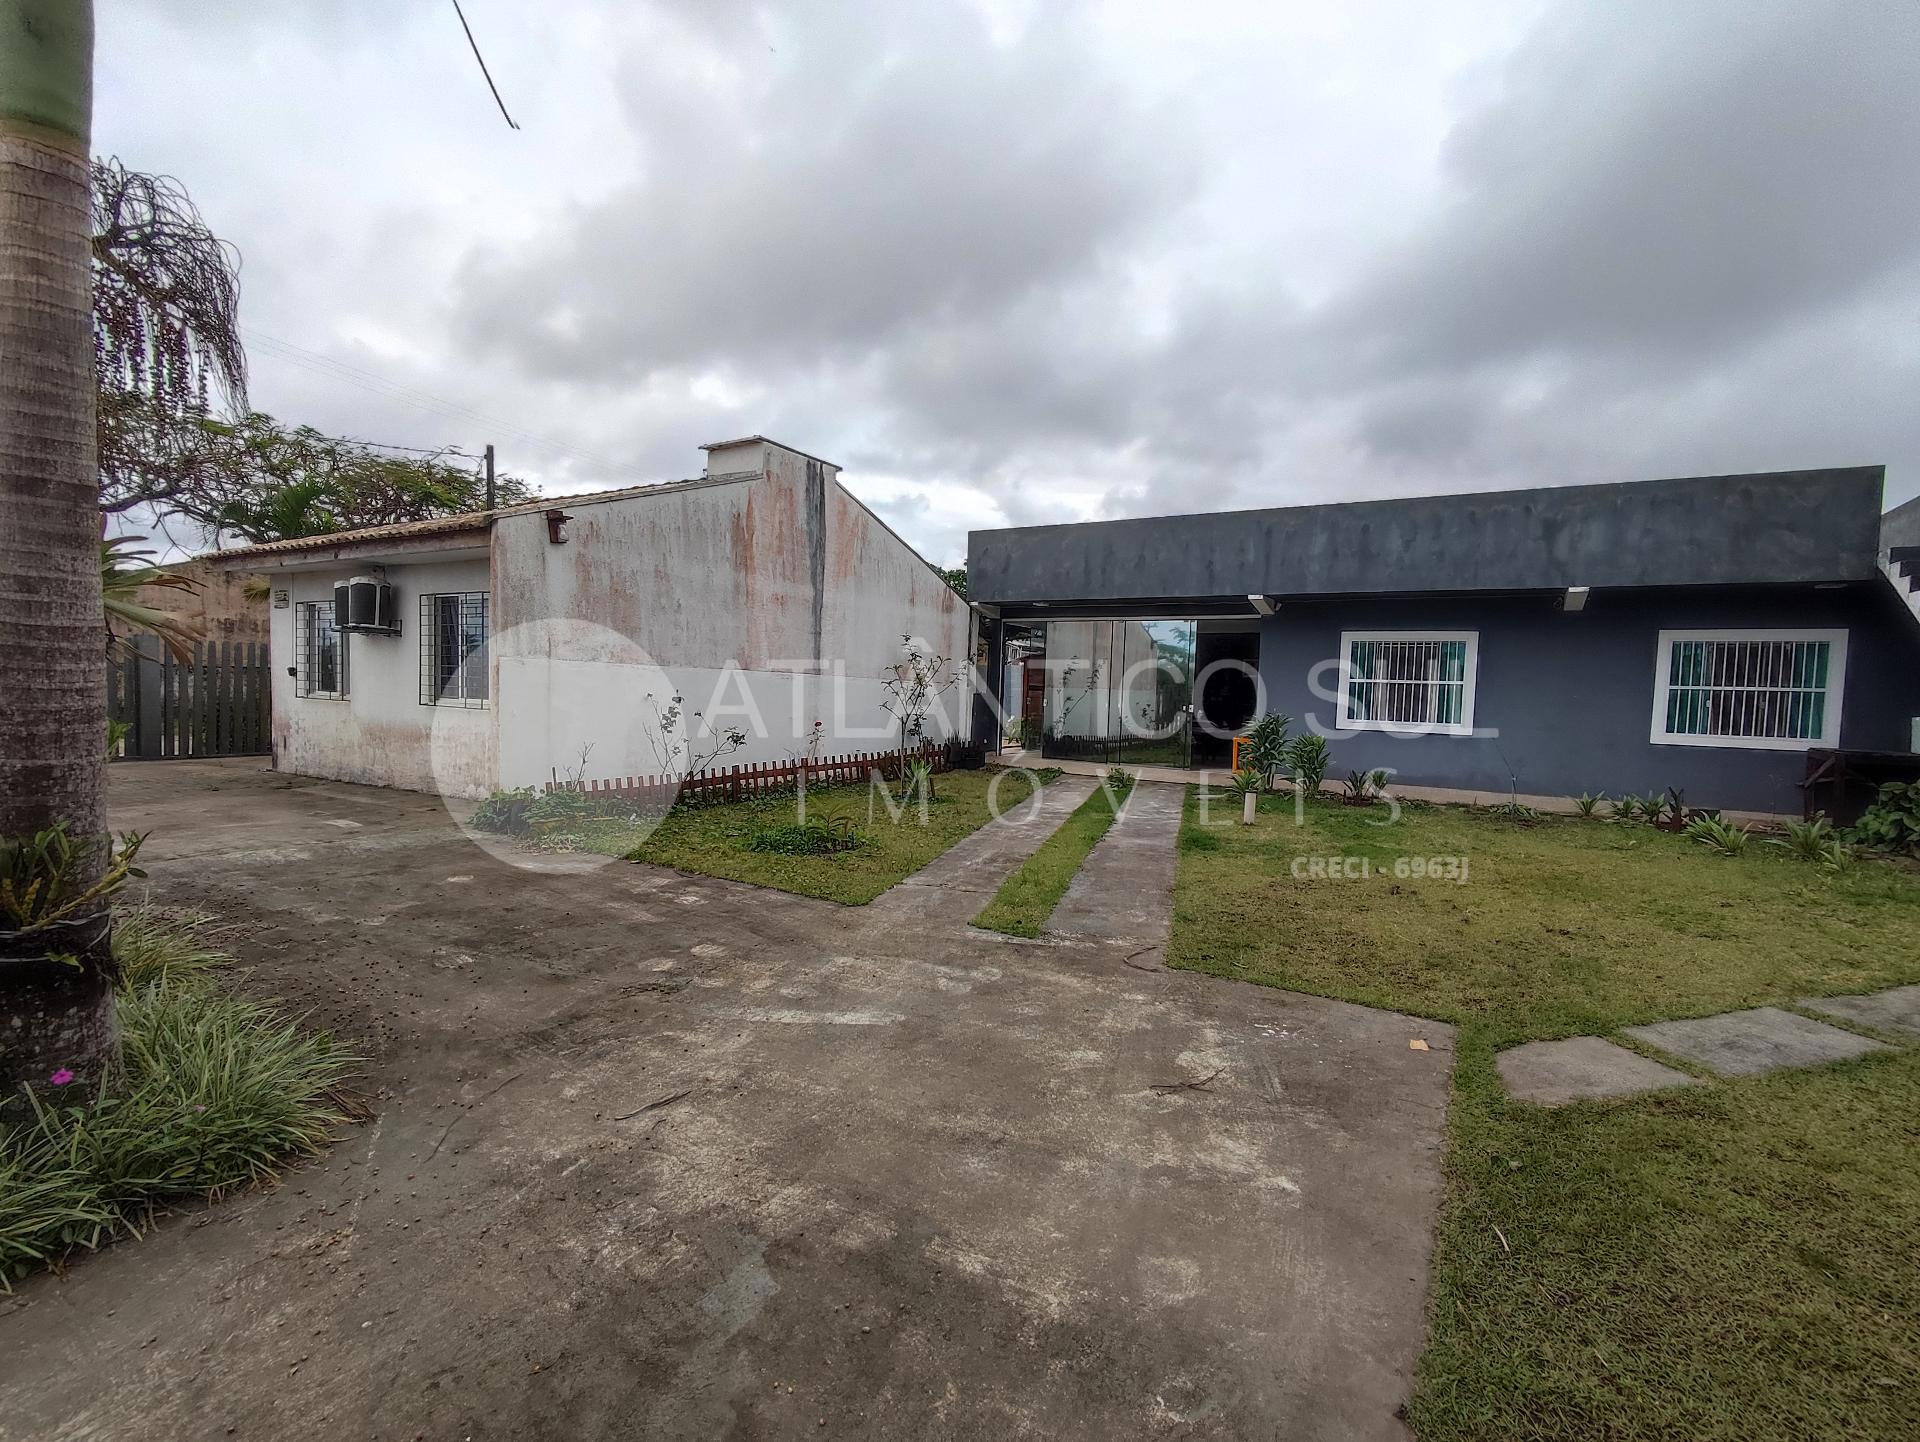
[969,466,1890,606]
[208,473,740,564]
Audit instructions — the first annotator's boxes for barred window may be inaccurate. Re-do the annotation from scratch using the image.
[420,592,489,707]
[1338,631,1477,735]
[1651,630,1846,750]
[295,601,348,699]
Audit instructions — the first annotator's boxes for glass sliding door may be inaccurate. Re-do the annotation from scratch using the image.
[1040,619,1195,766]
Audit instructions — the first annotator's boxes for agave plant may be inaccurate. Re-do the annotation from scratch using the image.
[1609,794,1640,821]
[1770,814,1850,868]
[1226,767,1264,824]
[1685,813,1750,857]
[1574,792,1605,818]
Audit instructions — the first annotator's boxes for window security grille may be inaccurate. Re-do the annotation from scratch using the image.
[295,601,348,699]
[1340,633,1475,733]
[1653,632,1845,748]
[419,592,489,707]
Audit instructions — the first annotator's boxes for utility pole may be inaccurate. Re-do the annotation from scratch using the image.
[484,443,496,509]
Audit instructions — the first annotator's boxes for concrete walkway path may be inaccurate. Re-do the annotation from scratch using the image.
[859,773,1097,928]
[1045,779,1186,968]
[1499,989,1910,1107]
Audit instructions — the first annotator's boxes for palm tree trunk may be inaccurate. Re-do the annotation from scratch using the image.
[0,0,111,1098]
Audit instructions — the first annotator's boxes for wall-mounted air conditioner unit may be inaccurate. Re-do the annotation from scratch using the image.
[334,573,399,635]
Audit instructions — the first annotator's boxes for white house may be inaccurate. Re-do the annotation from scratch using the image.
[215,437,974,799]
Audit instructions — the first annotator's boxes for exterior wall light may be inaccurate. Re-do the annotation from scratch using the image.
[546,509,573,544]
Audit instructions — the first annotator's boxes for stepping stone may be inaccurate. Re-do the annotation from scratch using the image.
[1496,1036,1700,1107]
[1798,984,1920,1041]
[1624,1006,1887,1078]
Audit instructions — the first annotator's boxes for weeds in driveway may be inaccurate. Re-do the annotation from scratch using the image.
[1,910,357,1288]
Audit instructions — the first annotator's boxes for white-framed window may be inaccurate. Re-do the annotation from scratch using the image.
[1650,629,1846,750]
[294,601,348,700]
[1337,631,1478,736]
[420,592,489,708]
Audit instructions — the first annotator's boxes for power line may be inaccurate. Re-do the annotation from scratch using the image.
[450,0,520,130]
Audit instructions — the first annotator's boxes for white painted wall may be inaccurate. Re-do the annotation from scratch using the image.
[253,442,970,796]
[486,442,972,790]
[270,556,494,797]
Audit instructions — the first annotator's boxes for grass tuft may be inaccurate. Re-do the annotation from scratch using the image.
[1,917,357,1288]
[972,775,1134,937]
[110,905,226,988]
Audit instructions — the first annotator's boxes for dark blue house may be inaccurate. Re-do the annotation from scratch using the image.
[968,467,1920,815]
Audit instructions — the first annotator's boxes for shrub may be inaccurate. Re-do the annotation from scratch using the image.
[1285,734,1331,796]
[1686,813,1751,857]
[472,786,538,835]
[1609,795,1640,821]
[1,920,357,1287]
[1104,766,1135,793]
[1574,792,1605,818]
[747,817,864,856]
[1848,781,1920,858]
[1243,712,1292,784]
[524,788,596,834]
[1339,769,1387,804]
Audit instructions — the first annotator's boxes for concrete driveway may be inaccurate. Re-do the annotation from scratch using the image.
[0,760,1454,1441]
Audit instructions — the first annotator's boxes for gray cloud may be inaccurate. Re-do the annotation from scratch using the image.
[452,3,1194,384]
[1328,0,1920,372]
[97,0,1920,570]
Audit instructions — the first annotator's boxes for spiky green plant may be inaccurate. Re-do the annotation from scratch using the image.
[1,913,357,1288]
[1686,813,1751,857]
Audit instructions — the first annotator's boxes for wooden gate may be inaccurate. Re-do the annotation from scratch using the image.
[108,635,272,760]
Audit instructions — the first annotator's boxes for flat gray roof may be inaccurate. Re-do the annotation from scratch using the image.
[968,466,1886,605]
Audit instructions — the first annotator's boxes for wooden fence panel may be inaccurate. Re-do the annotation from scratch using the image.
[108,637,272,761]
[542,740,961,805]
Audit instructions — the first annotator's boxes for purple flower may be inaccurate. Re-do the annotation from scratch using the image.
[47,1068,75,1087]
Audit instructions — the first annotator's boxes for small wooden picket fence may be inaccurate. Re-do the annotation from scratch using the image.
[542,740,956,808]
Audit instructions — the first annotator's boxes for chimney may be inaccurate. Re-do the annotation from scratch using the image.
[699,435,839,482]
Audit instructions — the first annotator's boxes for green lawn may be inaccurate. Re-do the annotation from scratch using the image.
[1170,791,1920,1442]
[972,775,1131,936]
[604,767,1052,905]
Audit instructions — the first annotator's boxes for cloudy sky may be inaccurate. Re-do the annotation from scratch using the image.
[98,0,1920,566]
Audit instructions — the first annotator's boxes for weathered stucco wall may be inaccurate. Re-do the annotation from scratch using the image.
[272,558,494,798]
[488,446,971,789]
[111,555,268,646]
